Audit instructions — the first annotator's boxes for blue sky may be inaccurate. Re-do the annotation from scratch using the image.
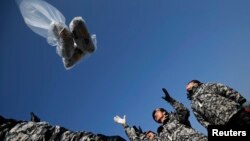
[1,0,250,140]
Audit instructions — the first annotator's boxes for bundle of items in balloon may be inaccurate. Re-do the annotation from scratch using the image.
[18,0,97,69]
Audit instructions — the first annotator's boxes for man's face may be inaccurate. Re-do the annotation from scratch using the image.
[146,132,155,140]
[186,82,197,93]
[153,110,165,123]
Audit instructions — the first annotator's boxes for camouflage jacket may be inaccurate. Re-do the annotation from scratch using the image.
[124,125,167,141]
[157,115,207,141]
[124,100,207,141]
[189,83,246,128]
[124,125,148,141]
[155,99,207,141]
[0,115,125,141]
[167,99,192,128]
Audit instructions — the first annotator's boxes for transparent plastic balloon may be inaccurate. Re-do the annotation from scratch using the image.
[17,0,97,70]
[17,0,66,46]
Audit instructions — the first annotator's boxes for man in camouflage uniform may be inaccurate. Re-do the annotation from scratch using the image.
[151,88,207,141]
[161,88,192,128]
[114,115,165,141]
[0,115,125,141]
[114,88,207,141]
[186,80,249,128]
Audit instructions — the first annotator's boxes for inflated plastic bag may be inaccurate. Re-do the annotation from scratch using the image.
[18,0,65,46]
[17,0,97,70]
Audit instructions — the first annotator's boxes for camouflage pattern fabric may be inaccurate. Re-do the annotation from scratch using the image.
[125,118,207,141]
[189,83,246,128]
[124,125,147,141]
[0,115,124,141]
[157,115,207,141]
[156,99,207,141]
[123,99,207,141]
[124,125,166,141]
[167,99,192,128]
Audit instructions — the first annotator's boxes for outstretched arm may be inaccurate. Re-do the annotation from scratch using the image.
[124,126,146,141]
[162,88,191,127]
[114,115,146,141]
[114,115,173,141]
